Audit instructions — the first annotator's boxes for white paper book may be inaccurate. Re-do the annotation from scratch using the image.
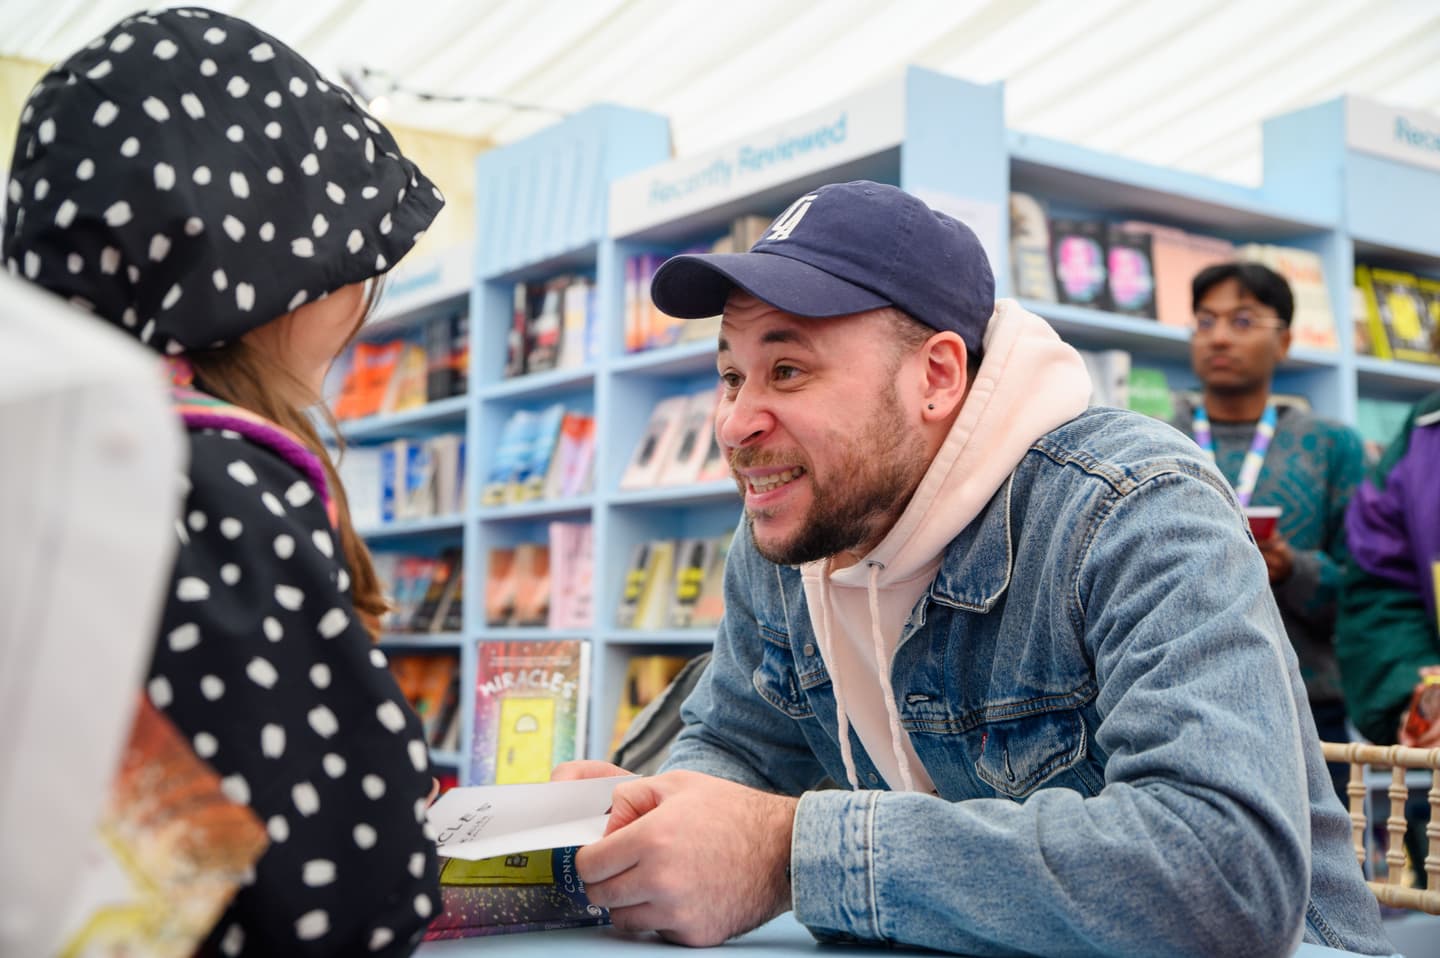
[427,775,635,861]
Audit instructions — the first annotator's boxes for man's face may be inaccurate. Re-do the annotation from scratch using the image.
[714,293,930,566]
[1190,277,1291,395]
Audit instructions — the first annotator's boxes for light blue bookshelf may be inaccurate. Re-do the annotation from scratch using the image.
[345,71,1440,784]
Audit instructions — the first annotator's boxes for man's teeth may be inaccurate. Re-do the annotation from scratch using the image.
[750,467,804,491]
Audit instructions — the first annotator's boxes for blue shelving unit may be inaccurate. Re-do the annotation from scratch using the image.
[346,73,1439,782]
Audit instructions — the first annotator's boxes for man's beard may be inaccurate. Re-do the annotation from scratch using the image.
[741,383,930,566]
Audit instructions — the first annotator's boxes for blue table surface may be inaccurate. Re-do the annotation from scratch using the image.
[416,911,1387,956]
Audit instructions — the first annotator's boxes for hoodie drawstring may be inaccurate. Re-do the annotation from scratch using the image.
[868,562,916,793]
[817,570,861,789]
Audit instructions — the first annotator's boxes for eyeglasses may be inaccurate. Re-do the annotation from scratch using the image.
[1193,309,1287,335]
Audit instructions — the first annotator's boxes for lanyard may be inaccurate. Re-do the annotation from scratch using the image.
[1192,401,1277,509]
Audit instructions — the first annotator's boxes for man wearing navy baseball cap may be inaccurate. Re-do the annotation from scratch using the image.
[557,182,1390,956]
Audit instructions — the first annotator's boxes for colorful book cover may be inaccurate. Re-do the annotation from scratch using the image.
[483,409,537,506]
[471,639,590,786]
[656,389,718,487]
[58,696,269,958]
[423,846,608,940]
[1050,218,1112,311]
[1237,243,1338,352]
[1008,192,1056,302]
[608,654,692,755]
[619,395,688,490]
[514,402,566,503]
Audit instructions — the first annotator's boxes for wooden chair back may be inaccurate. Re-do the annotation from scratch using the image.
[1321,741,1440,915]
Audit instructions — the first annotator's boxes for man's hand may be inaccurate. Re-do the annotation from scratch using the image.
[552,760,631,781]
[1256,532,1294,584]
[575,770,797,946]
[1398,666,1440,748]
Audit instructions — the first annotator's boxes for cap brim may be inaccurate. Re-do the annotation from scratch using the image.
[651,250,891,321]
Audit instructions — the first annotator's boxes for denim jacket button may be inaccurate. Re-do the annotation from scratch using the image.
[803,643,815,656]
[867,772,878,784]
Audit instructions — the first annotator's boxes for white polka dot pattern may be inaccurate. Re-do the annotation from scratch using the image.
[3,6,444,358]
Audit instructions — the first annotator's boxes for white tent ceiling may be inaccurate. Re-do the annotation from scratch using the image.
[3,0,1438,185]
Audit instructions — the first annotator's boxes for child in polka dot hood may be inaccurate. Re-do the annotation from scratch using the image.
[4,8,445,956]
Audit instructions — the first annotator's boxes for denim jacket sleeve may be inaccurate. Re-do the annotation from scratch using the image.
[662,525,831,795]
[789,470,1317,957]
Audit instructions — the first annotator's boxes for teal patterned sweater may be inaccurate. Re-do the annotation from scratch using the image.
[1172,398,1366,705]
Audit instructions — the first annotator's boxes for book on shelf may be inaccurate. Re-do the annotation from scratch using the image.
[424,308,469,401]
[483,409,538,506]
[511,543,553,627]
[1357,266,1439,364]
[505,284,529,378]
[696,424,731,484]
[1119,221,1234,329]
[608,654,693,755]
[364,434,464,523]
[655,388,719,486]
[540,411,596,500]
[337,445,383,528]
[547,521,594,630]
[513,402,567,503]
[333,339,405,420]
[1077,348,1132,408]
[471,639,591,786]
[382,343,429,414]
[1105,225,1156,319]
[485,547,519,628]
[557,277,592,370]
[440,567,465,633]
[390,652,461,745]
[1008,192,1057,302]
[668,536,717,628]
[1050,218,1112,312]
[1127,367,1174,420]
[59,696,269,957]
[1237,243,1337,352]
[410,547,462,633]
[619,395,690,490]
[615,539,676,630]
[506,276,597,378]
[688,530,733,629]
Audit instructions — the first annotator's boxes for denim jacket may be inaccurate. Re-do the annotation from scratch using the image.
[666,407,1390,958]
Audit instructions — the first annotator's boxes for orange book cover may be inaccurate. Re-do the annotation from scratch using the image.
[59,696,268,957]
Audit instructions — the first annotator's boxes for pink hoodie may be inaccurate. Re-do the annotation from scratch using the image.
[799,300,1092,791]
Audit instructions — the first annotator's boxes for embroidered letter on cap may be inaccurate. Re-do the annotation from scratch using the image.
[766,193,818,242]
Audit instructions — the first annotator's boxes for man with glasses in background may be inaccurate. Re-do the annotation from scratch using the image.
[1173,263,1365,777]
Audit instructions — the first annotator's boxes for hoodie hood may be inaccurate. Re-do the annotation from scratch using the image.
[801,299,1091,791]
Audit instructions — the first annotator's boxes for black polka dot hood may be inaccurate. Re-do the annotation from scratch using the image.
[2,5,443,356]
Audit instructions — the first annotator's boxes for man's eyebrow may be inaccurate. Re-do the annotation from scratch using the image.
[758,327,814,349]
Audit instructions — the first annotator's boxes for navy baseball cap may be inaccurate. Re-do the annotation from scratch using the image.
[650,180,994,359]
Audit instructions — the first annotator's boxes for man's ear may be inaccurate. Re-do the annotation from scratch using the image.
[921,332,968,422]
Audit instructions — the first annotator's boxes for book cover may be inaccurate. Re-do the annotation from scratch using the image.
[440,566,465,633]
[616,539,675,630]
[510,543,552,627]
[1050,219,1111,311]
[514,403,566,503]
[526,280,564,374]
[668,536,715,628]
[1237,243,1338,352]
[547,521,594,631]
[471,640,590,786]
[1127,366,1174,420]
[1008,192,1057,302]
[619,395,689,490]
[483,410,537,507]
[425,309,469,401]
[504,283,532,379]
[688,530,733,629]
[557,277,591,370]
[1360,267,1437,364]
[608,654,692,755]
[423,846,608,941]
[1119,222,1234,329]
[656,389,718,487]
[380,343,428,414]
[58,696,269,958]
[410,548,461,633]
[542,411,596,500]
[1105,226,1155,318]
[484,548,518,627]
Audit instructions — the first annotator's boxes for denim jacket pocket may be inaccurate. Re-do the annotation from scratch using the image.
[753,629,815,719]
[973,708,1092,799]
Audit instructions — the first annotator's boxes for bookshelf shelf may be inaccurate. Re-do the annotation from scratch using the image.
[608,482,738,509]
[358,515,465,541]
[337,395,470,443]
[476,497,595,522]
[1355,357,1440,392]
[602,629,718,646]
[479,367,596,401]
[429,749,464,767]
[377,631,466,649]
[611,339,720,377]
[478,627,596,642]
